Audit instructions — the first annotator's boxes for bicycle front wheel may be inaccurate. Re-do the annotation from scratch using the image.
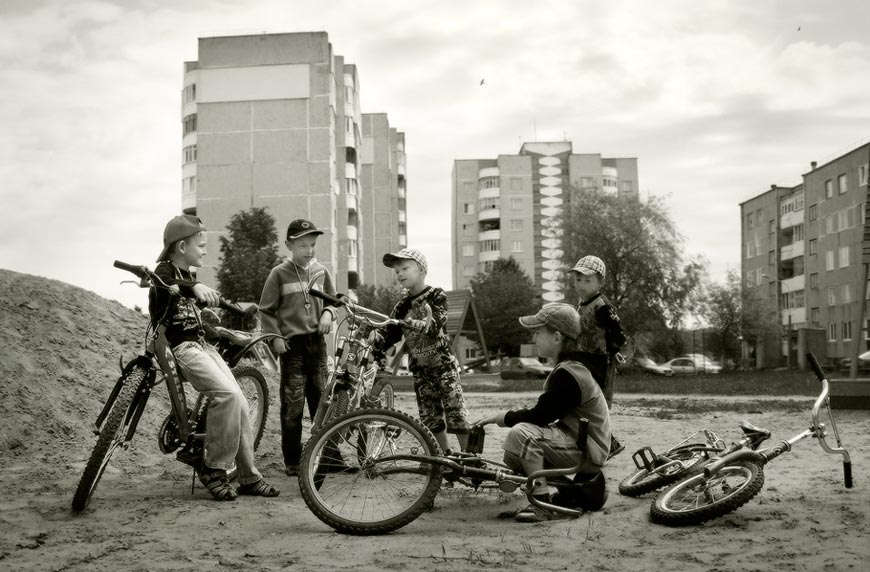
[650,460,765,526]
[365,377,395,409]
[232,365,269,450]
[72,367,143,513]
[619,444,711,497]
[299,407,442,535]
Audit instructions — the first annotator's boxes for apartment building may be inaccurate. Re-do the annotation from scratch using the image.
[740,141,870,367]
[452,141,638,301]
[180,32,406,292]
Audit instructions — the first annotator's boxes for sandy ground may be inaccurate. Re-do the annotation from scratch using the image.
[1,390,867,572]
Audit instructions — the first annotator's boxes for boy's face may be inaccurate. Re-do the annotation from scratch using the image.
[574,272,603,300]
[392,259,425,291]
[286,235,318,267]
[176,232,207,268]
[531,326,560,360]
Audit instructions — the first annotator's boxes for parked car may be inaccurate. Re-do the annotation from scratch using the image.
[498,357,553,379]
[839,350,870,372]
[663,356,722,374]
[633,356,674,376]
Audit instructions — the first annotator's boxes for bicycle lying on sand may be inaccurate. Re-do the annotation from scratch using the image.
[297,406,607,535]
[307,289,421,433]
[71,260,281,513]
[621,352,853,526]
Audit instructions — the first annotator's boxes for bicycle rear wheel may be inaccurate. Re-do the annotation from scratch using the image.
[650,460,765,526]
[619,444,711,497]
[232,365,269,450]
[72,367,143,513]
[299,407,442,535]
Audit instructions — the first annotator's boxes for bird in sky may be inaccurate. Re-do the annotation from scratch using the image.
[797,26,801,31]
[480,78,485,86]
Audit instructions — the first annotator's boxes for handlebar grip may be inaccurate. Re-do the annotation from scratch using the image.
[308,288,343,306]
[218,299,253,317]
[113,260,146,278]
[806,352,826,382]
[844,461,853,489]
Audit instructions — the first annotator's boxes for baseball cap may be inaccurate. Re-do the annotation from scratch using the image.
[570,255,606,279]
[519,303,581,340]
[286,219,324,240]
[382,248,428,274]
[156,215,206,262]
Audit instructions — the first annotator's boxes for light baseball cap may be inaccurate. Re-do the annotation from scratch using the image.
[519,303,581,340]
[383,248,428,274]
[156,215,206,262]
[571,255,606,279]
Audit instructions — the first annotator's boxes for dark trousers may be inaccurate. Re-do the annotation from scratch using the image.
[279,334,327,466]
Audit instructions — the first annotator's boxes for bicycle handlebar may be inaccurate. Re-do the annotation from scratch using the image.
[113,260,252,317]
[806,352,825,383]
[307,287,344,307]
[307,288,425,332]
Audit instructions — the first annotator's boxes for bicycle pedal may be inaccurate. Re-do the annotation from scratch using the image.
[632,446,658,472]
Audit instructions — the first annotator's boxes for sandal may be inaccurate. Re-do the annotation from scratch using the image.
[199,468,237,501]
[237,479,280,497]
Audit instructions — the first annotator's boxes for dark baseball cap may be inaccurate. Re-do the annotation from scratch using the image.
[156,215,206,262]
[286,219,324,240]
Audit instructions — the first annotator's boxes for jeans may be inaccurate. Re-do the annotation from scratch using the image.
[173,341,262,485]
[279,333,327,466]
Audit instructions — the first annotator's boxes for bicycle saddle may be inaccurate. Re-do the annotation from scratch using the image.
[738,421,771,448]
[214,326,251,346]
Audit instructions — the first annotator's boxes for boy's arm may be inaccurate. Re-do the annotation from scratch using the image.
[596,304,626,356]
[154,262,197,297]
[376,303,405,353]
[257,270,282,335]
[497,372,580,427]
[424,288,449,337]
[319,268,338,321]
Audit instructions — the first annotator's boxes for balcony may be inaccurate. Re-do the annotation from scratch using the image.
[478,167,499,179]
[782,274,805,293]
[182,190,196,211]
[397,161,405,177]
[479,250,501,262]
[478,207,500,221]
[782,307,806,327]
[478,229,500,242]
[399,234,406,246]
[346,225,358,241]
[347,255,358,273]
[780,210,803,229]
[344,130,356,149]
[345,192,358,212]
[780,241,804,260]
[478,187,500,200]
[345,162,357,179]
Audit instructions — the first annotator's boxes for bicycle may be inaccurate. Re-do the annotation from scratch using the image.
[71,260,281,513]
[306,288,425,434]
[297,407,606,535]
[649,352,853,526]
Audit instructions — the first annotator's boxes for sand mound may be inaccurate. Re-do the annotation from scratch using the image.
[0,268,157,463]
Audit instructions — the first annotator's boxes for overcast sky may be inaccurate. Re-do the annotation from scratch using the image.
[2,0,870,309]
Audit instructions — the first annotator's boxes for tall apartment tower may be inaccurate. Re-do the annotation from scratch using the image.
[180,32,406,292]
[740,141,870,367]
[452,142,638,301]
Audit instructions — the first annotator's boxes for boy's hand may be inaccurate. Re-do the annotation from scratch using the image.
[473,414,499,428]
[403,318,428,333]
[192,283,221,307]
[272,337,287,355]
[318,311,333,335]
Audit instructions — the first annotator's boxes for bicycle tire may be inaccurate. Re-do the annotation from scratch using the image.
[650,460,765,526]
[321,388,351,428]
[618,444,712,497]
[366,378,395,409]
[72,367,143,513]
[232,365,269,450]
[298,407,442,535]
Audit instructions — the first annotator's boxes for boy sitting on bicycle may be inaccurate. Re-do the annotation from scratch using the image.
[149,214,278,501]
[474,303,610,523]
[377,248,470,455]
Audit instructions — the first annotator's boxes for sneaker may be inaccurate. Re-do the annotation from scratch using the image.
[514,504,571,523]
[285,465,299,477]
[606,436,625,460]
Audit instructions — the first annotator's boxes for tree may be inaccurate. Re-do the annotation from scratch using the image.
[354,283,406,315]
[215,207,280,310]
[469,257,538,356]
[702,270,743,365]
[554,187,704,352]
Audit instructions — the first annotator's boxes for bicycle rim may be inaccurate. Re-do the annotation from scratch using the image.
[299,408,442,535]
[651,460,765,526]
[366,378,395,409]
[72,369,142,513]
[618,444,710,497]
[232,366,269,450]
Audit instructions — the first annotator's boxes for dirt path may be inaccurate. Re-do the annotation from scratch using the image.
[1,392,867,572]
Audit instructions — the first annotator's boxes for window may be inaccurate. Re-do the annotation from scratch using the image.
[479,176,499,189]
[793,224,804,241]
[828,287,837,306]
[768,250,776,265]
[462,224,472,236]
[510,219,523,231]
[463,203,474,215]
[463,265,474,277]
[768,282,776,297]
[826,250,835,271]
[511,241,522,253]
[829,322,837,342]
[510,198,522,210]
[809,239,817,255]
[580,176,595,188]
[839,246,850,268]
[809,204,818,221]
[479,197,498,211]
[795,289,805,308]
[182,113,197,135]
[345,117,353,133]
[768,220,775,236]
[860,164,869,187]
[182,83,196,103]
[825,179,833,199]
[746,213,754,230]
[620,180,634,193]
[811,307,820,325]
[182,144,197,164]
[843,321,852,341]
[347,240,358,258]
[810,273,819,289]
[838,174,848,195]
[843,284,852,303]
[462,245,474,257]
[480,239,500,252]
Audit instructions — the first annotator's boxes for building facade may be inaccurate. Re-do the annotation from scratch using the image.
[740,142,870,367]
[452,141,639,301]
[181,32,405,292]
